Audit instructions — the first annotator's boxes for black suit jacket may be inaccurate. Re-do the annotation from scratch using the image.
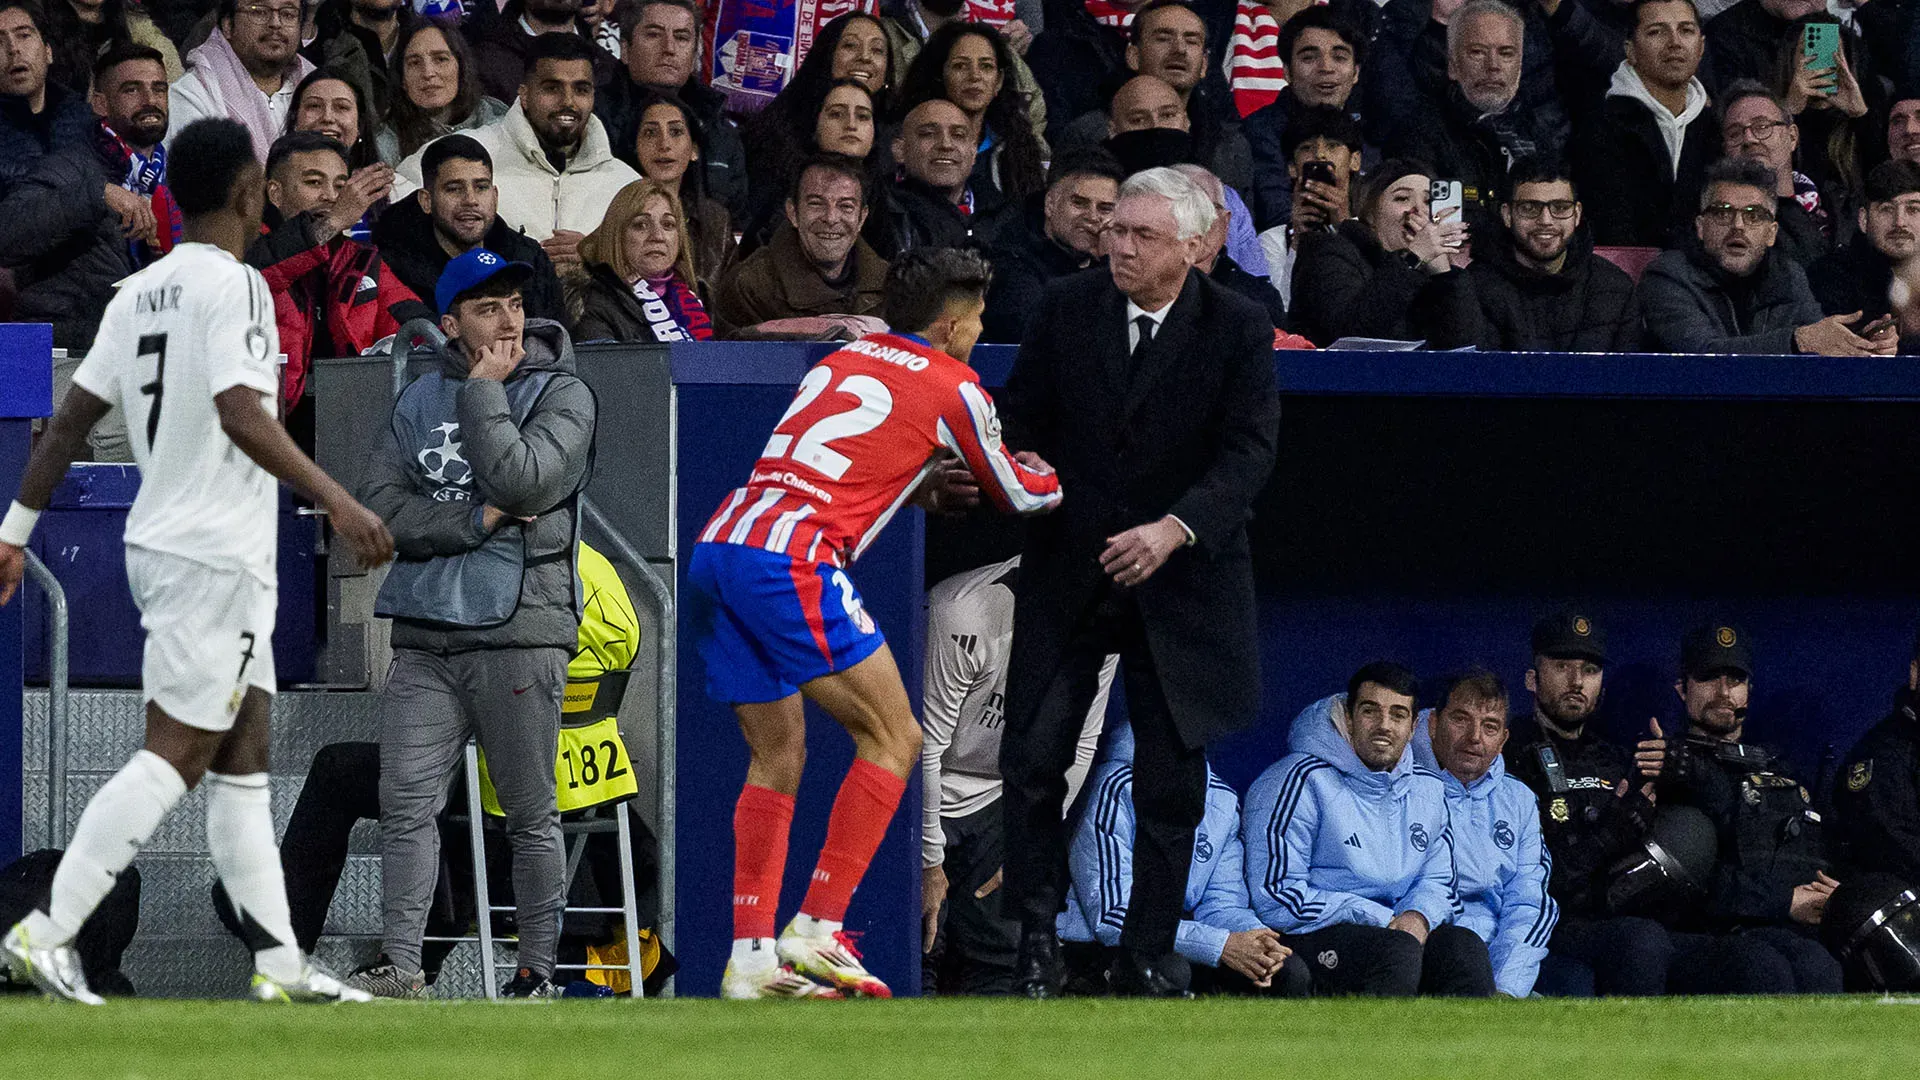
[998,268,1281,747]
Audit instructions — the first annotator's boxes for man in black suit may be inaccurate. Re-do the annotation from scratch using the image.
[995,166,1281,998]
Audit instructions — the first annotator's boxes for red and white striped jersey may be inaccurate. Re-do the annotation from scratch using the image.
[699,333,1061,567]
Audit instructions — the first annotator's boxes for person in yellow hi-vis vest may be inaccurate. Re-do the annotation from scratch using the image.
[216,543,674,996]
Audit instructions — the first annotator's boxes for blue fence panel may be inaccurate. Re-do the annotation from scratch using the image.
[2,323,54,859]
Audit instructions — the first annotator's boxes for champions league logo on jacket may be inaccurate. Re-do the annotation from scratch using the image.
[418,421,473,498]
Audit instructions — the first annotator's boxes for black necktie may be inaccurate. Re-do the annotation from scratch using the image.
[1132,314,1157,357]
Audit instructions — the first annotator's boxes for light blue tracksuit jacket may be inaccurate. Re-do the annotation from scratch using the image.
[1243,693,1460,935]
[1057,725,1266,967]
[1412,712,1557,996]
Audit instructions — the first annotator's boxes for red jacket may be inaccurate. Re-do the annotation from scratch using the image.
[247,212,434,409]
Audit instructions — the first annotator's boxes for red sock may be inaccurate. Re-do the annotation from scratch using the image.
[800,759,907,923]
[732,784,795,941]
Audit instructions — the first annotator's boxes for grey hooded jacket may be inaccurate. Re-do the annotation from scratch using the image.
[363,318,597,653]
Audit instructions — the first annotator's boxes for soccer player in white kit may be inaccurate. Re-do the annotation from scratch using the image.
[0,119,396,1004]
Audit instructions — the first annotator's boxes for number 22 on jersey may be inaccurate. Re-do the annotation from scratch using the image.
[760,364,894,481]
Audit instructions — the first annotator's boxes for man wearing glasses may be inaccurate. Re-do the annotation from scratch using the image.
[1716,81,1831,271]
[1459,159,1641,352]
[166,0,314,162]
[1642,157,1894,356]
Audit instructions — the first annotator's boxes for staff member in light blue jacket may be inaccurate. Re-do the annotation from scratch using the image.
[1243,661,1494,996]
[1058,724,1309,996]
[1414,670,1556,998]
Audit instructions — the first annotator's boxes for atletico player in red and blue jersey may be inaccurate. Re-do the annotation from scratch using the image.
[690,248,1062,999]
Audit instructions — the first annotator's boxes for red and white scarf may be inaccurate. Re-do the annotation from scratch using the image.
[1225,0,1292,117]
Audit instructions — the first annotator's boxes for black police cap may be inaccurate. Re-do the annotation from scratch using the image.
[1681,622,1752,680]
[1531,611,1607,665]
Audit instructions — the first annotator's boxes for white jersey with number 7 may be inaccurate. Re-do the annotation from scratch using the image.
[70,242,282,586]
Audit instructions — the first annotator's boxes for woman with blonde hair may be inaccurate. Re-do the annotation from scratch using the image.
[570,178,714,343]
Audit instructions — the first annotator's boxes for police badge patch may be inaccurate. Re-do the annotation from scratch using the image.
[1848,760,1873,792]
[1550,798,1569,823]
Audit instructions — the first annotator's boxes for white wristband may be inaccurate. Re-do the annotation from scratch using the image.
[0,501,40,547]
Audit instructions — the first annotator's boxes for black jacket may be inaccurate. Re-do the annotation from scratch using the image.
[999,268,1279,748]
[1504,714,1657,920]
[1573,92,1717,249]
[863,177,1014,262]
[372,197,568,324]
[1831,689,1920,883]
[596,75,749,220]
[1657,734,1826,930]
[1211,253,1285,329]
[1290,219,1479,347]
[1242,86,1377,232]
[1462,233,1641,352]
[1809,233,1920,354]
[0,88,132,350]
[464,2,622,102]
[1640,245,1823,354]
[1773,195,1834,271]
[981,195,1100,344]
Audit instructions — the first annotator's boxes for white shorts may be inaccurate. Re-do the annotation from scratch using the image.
[126,547,277,733]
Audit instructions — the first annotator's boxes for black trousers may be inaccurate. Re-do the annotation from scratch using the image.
[1285,923,1496,997]
[923,801,1020,996]
[1548,915,1674,997]
[1669,926,1843,995]
[1002,592,1207,957]
[1061,940,1314,997]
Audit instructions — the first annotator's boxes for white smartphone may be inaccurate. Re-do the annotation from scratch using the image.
[1429,179,1464,250]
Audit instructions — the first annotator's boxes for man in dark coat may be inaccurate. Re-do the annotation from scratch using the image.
[465,0,621,102]
[1808,160,1920,354]
[1641,157,1888,355]
[982,146,1123,344]
[997,166,1280,999]
[1463,161,1641,352]
[593,0,747,218]
[865,99,1015,260]
[1569,0,1716,248]
[372,134,567,325]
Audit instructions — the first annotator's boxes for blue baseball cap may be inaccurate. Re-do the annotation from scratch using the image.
[436,247,534,317]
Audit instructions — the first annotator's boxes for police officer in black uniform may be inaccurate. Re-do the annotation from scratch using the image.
[1505,612,1674,996]
[1653,623,1844,994]
[1831,632,1920,884]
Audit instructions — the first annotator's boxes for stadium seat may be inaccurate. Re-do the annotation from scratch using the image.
[1592,246,1662,284]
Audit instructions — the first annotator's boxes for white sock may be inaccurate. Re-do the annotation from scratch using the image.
[787,913,841,939]
[205,772,303,984]
[23,749,186,947]
[730,937,776,971]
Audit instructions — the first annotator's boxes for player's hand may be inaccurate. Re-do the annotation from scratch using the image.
[1013,449,1055,476]
[921,864,948,953]
[1220,928,1288,986]
[1635,718,1667,779]
[1100,517,1186,588]
[104,184,158,245]
[0,542,24,607]
[329,498,395,568]
[541,229,586,274]
[468,337,525,382]
[1388,910,1430,944]
[916,458,980,516]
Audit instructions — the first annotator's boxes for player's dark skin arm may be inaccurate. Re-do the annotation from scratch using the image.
[213,386,395,571]
[0,388,112,606]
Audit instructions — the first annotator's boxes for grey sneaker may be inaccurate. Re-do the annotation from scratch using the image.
[501,967,560,1000]
[252,959,374,1003]
[344,955,428,1000]
[2,919,105,1006]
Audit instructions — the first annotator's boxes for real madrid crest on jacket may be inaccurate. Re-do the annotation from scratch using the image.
[1414,712,1557,997]
[365,318,598,652]
[1243,694,1461,935]
[1831,685,1920,884]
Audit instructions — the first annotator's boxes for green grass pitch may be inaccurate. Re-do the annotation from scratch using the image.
[4,996,1920,1079]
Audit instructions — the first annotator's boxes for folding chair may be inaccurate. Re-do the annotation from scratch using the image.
[448,667,647,999]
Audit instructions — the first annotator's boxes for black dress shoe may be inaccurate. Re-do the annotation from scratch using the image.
[1013,930,1066,999]
[1109,949,1193,999]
